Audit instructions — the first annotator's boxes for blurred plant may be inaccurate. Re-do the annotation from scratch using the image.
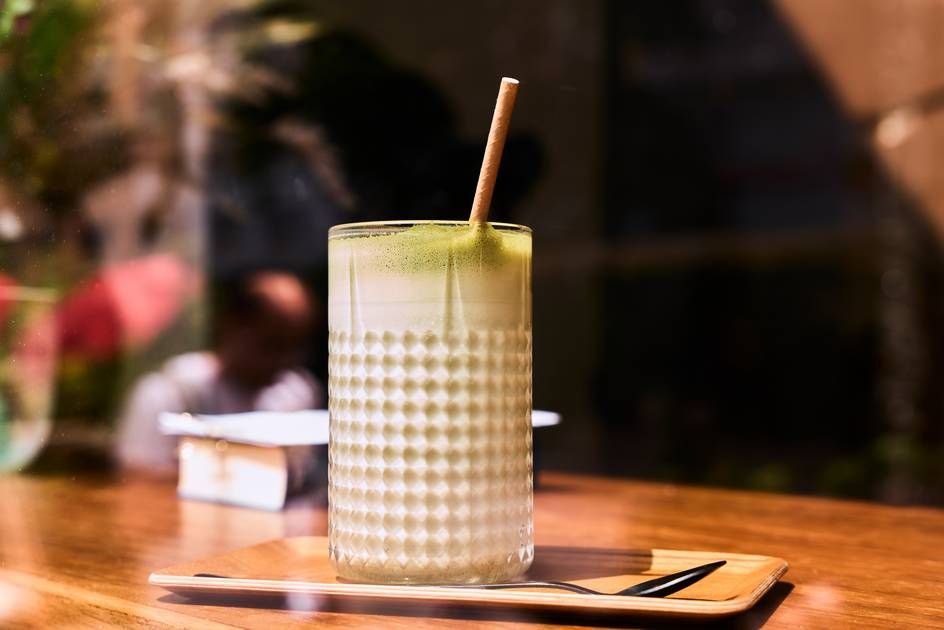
[0,0,33,43]
[0,0,196,429]
[0,0,131,225]
[875,433,944,503]
[818,454,876,499]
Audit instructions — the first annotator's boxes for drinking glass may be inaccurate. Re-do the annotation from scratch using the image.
[0,286,57,472]
[328,220,533,584]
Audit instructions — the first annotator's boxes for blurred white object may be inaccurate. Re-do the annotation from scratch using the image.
[160,410,329,446]
[532,410,561,428]
[160,410,327,511]
[160,409,560,511]
[175,438,291,511]
[0,207,24,241]
[160,409,560,444]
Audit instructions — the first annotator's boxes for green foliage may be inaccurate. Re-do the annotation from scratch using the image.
[0,0,97,203]
[53,355,122,425]
[20,0,87,85]
[818,454,874,498]
[0,0,34,43]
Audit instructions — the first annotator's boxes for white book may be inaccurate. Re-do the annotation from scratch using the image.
[176,437,291,511]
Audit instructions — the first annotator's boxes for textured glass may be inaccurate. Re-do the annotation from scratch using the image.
[327,221,533,584]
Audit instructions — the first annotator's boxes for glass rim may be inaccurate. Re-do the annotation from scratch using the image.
[329,220,532,239]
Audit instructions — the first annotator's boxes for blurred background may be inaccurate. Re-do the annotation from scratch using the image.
[2,0,943,504]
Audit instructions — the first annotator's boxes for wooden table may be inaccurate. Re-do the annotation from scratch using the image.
[1,472,942,628]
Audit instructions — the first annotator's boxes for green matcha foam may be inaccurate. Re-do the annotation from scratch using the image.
[328,222,531,275]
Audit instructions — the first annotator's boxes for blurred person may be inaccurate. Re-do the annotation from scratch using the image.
[115,270,322,474]
[207,24,544,275]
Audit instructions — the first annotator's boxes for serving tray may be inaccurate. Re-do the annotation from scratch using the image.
[150,536,787,618]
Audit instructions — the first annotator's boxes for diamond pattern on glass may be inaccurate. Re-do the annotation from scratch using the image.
[328,328,533,583]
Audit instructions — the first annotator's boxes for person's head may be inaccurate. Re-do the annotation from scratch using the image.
[213,270,315,389]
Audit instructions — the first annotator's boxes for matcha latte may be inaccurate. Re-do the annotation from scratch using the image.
[327,221,533,584]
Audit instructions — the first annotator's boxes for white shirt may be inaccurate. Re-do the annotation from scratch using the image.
[116,352,322,473]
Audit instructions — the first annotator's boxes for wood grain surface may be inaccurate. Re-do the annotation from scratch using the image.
[1,471,943,628]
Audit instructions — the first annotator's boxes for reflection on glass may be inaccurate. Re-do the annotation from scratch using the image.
[0,285,57,471]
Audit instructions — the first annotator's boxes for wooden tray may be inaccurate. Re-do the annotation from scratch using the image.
[150,536,787,619]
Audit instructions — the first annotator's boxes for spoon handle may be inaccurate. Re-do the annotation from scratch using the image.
[447,580,601,595]
[444,559,727,597]
[621,560,727,597]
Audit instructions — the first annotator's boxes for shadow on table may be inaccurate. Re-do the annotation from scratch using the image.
[528,545,654,580]
[703,582,795,629]
[533,481,584,494]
